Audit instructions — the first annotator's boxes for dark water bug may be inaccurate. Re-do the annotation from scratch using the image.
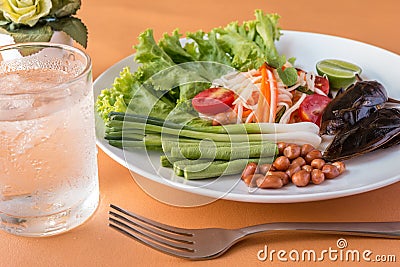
[320,80,388,135]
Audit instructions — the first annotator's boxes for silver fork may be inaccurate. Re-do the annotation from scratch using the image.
[109,204,400,260]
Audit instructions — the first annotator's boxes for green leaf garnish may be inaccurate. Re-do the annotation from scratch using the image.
[295,86,314,95]
[288,57,296,65]
[49,0,81,17]
[267,53,286,69]
[277,66,298,86]
[275,106,286,123]
[1,24,53,43]
[48,17,87,48]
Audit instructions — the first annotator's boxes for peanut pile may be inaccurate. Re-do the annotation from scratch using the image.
[241,142,346,189]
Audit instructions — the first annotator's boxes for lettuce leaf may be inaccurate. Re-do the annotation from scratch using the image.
[96,67,133,121]
[159,29,196,63]
[186,30,231,65]
[96,67,176,121]
[134,29,176,82]
[216,10,283,71]
[216,23,265,71]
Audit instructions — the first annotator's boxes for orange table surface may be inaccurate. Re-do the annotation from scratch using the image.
[1,0,399,266]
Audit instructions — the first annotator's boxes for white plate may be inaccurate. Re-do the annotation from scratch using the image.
[95,30,400,204]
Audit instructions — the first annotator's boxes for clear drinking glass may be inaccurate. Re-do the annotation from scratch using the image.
[0,43,99,237]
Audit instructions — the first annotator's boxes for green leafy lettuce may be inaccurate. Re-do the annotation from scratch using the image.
[96,9,296,123]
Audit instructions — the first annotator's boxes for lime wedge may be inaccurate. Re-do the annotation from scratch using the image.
[316,59,362,89]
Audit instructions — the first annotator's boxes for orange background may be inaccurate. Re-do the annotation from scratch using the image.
[1,0,399,266]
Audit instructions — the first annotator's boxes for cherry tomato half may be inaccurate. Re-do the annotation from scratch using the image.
[298,94,331,126]
[192,87,236,115]
[314,76,330,95]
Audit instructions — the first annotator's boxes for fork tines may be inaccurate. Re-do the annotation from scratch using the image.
[108,204,195,256]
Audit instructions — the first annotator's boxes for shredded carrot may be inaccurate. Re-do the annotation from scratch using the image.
[245,112,255,123]
[266,66,278,122]
[241,108,252,118]
[260,64,271,108]
[231,104,254,123]
[255,63,270,122]
[254,63,279,123]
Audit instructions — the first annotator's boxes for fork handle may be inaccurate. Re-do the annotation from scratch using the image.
[240,222,400,239]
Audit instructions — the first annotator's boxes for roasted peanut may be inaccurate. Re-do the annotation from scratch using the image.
[277,142,288,155]
[311,169,325,184]
[272,156,290,171]
[283,144,301,160]
[304,149,323,164]
[266,171,289,185]
[256,175,284,189]
[258,163,273,175]
[241,162,258,179]
[292,156,306,167]
[269,165,276,171]
[301,164,313,172]
[285,163,301,178]
[291,170,311,187]
[242,174,264,187]
[301,144,315,157]
[332,161,346,174]
[322,164,340,179]
[311,158,325,170]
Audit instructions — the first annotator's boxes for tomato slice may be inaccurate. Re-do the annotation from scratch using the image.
[314,76,330,95]
[192,87,236,115]
[298,94,331,126]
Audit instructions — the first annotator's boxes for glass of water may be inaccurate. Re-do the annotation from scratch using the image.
[0,43,99,237]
